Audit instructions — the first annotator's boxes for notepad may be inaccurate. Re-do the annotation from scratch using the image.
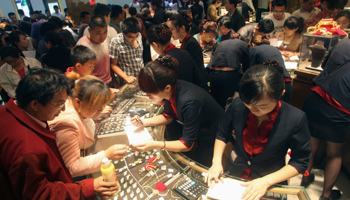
[206,178,246,200]
[125,117,153,145]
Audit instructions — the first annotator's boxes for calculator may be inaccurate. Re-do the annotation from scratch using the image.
[172,177,207,200]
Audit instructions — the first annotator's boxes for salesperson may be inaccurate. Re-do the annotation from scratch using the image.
[130,55,224,167]
[249,35,292,102]
[167,14,208,89]
[207,39,249,108]
[205,64,311,200]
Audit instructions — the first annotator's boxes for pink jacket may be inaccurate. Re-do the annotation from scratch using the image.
[49,99,106,177]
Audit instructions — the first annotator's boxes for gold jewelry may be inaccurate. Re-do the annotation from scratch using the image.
[142,172,166,188]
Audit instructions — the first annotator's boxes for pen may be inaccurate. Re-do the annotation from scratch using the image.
[210,171,230,181]
[135,116,144,126]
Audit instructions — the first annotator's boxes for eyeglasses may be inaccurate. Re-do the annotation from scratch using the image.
[48,102,65,109]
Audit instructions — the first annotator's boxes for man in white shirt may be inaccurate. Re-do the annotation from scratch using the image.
[83,4,117,44]
[263,0,290,35]
[51,5,65,21]
[292,0,320,21]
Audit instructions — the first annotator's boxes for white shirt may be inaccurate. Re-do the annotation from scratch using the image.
[130,2,141,13]
[83,25,118,44]
[0,57,42,98]
[51,12,65,21]
[264,12,291,33]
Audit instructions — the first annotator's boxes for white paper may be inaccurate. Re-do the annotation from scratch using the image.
[285,62,298,70]
[206,178,246,200]
[125,117,153,145]
[22,51,36,58]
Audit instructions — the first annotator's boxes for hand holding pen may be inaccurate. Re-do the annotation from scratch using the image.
[130,115,144,127]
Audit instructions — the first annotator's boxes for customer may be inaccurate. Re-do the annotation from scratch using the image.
[208,39,249,108]
[42,31,71,73]
[77,16,112,85]
[130,55,224,167]
[207,0,222,22]
[152,0,166,24]
[225,0,246,32]
[335,10,350,29]
[306,0,342,27]
[110,5,124,33]
[249,35,292,102]
[0,68,119,199]
[49,76,127,178]
[51,5,65,21]
[4,31,30,57]
[275,16,304,52]
[237,18,274,43]
[167,14,208,89]
[66,45,96,81]
[301,38,350,200]
[205,64,310,200]
[263,0,291,34]
[78,11,90,39]
[292,0,320,21]
[109,17,143,86]
[193,20,217,48]
[0,46,41,98]
[216,16,235,44]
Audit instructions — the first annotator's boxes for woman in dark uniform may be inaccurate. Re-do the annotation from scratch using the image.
[301,39,350,200]
[207,38,249,108]
[205,64,311,200]
[167,14,208,89]
[249,35,292,102]
[147,23,205,87]
[130,55,224,167]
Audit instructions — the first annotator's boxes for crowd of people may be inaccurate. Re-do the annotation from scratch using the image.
[0,0,349,199]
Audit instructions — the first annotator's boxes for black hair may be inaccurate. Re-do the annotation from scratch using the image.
[89,15,107,30]
[36,14,47,20]
[16,68,71,108]
[54,5,59,9]
[4,31,26,47]
[43,31,63,46]
[45,9,50,13]
[71,45,96,65]
[129,7,137,16]
[0,46,20,60]
[320,0,340,10]
[40,22,59,36]
[138,55,178,93]
[124,4,130,9]
[272,0,287,8]
[94,4,111,17]
[217,15,233,29]
[211,0,222,4]
[63,19,73,27]
[178,7,192,23]
[48,17,63,28]
[121,17,141,34]
[111,5,123,18]
[239,64,285,105]
[30,11,35,15]
[147,23,172,45]
[283,16,304,34]
[4,24,19,32]
[1,18,10,24]
[34,11,41,14]
[169,14,190,33]
[22,17,31,22]
[151,0,162,8]
[335,10,350,21]
[64,8,68,13]
[80,11,90,19]
[0,32,9,47]
[165,10,179,20]
[18,9,24,15]
[8,12,16,18]
[142,3,150,9]
[257,19,275,33]
[227,0,238,8]
[141,8,151,17]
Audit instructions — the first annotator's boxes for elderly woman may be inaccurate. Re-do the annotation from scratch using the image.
[49,76,127,178]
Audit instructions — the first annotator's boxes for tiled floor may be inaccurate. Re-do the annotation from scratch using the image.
[289,168,350,200]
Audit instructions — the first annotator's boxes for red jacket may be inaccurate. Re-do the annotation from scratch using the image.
[0,99,95,200]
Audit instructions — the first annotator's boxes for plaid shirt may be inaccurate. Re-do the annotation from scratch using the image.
[109,33,144,78]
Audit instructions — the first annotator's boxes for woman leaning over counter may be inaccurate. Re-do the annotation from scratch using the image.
[130,55,223,167]
[205,64,311,200]
[49,76,127,178]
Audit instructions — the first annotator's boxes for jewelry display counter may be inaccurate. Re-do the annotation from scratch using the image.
[87,83,311,200]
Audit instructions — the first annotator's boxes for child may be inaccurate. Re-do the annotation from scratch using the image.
[65,45,96,81]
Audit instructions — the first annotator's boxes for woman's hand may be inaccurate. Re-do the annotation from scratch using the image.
[94,176,120,200]
[101,106,113,114]
[204,162,224,188]
[130,141,157,152]
[104,144,127,160]
[125,76,137,83]
[240,177,271,200]
[130,115,144,127]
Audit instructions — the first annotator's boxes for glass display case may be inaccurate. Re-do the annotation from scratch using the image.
[298,33,347,72]
[88,84,311,200]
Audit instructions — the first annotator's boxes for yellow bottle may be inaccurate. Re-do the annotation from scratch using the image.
[101,158,120,197]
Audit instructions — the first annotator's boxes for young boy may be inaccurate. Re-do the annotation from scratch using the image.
[65,45,96,81]
[0,46,42,98]
[109,17,144,86]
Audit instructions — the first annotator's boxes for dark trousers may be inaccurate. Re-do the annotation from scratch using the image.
[283,82,292,103]
[256,8,268,22]
[210,70,242,109]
